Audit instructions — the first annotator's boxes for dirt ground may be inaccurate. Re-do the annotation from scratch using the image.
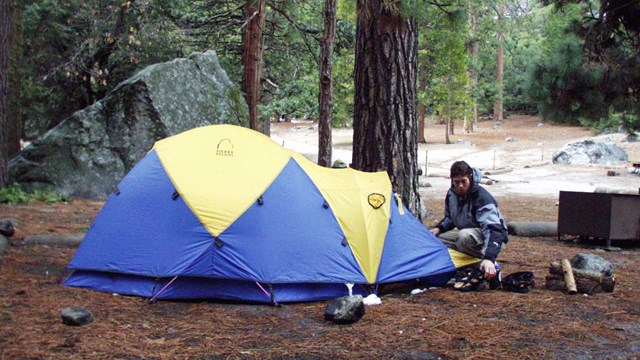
[1,116,640,359]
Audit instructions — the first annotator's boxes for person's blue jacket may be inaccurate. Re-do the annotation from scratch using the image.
[435,167,508,262]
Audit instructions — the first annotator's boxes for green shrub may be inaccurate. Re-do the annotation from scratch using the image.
[0,184,68,205]
[0,184,31,205]
[31,189,68,204]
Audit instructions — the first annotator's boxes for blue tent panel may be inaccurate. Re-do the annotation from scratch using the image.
[66,150,215,278]
[214,159,367,284]
[376,195,456,285]
[65,271,365,303]
[64,270,161,298]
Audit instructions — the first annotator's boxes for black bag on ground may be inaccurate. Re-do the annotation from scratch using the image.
[502,271,535,293]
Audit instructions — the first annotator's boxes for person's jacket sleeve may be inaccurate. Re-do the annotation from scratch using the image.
[475,195,509,262]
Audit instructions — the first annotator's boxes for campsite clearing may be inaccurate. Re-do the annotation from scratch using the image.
[1,116,640,359]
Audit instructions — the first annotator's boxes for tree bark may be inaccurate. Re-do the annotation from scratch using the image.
[444,116,451,145]
[353,0,421,216]
[493,3,504,122]
[0,0,17,186]
[242,0,268,135]
[317,0,336,167]
[5,0,21,158]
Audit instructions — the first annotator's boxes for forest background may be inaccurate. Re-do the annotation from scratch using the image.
[0,0,639,213]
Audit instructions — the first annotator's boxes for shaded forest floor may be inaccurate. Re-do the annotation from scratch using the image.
[1,117,640,359]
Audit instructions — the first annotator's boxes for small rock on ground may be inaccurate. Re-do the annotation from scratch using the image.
[61,307,94,326]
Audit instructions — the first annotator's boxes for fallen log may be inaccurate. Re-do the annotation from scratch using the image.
[561,258,577,295]
[546,261,615,293]
[544,274,614,294]
[507,222,558,237]
[24,233,85,247]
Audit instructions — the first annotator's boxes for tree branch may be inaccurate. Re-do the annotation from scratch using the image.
[266,0,321,36]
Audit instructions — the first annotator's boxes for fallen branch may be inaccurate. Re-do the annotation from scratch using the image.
[561,258,577,295]
[546,261,615,294]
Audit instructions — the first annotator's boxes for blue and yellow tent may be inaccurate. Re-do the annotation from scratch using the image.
[64,125,477,303]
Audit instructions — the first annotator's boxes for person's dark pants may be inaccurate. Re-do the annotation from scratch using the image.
[438,228,485,259]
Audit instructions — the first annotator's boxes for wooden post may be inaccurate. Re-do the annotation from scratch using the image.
[561,258,577,295]
[425,150,428,177]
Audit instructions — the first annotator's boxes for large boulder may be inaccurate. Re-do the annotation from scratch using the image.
[9,51,248,198]
[552,139,628,165]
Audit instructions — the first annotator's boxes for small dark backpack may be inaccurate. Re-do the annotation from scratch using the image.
[501,271,535,293]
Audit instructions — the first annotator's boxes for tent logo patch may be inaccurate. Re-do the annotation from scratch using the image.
[368,193,385,209]
[216,138,234,157]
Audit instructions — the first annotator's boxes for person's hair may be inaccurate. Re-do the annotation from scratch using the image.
[450,161,473,178]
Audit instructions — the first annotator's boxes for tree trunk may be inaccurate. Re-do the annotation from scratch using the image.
[353,0,421,216]
[444,117,451,145]
[493,3,504,122]
[317,0,336,168]
[417,60,427,143]
[0,0,17,186]
[242,0,268,135]
[467,12,479,132]
[6,0,21,158]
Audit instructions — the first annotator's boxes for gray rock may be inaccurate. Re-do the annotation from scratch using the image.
[570,253,614,277]
[61,307,94,326]
[324,295,365,324]
[0,219,15,237]
[10,51,249,199]
[552,139,628,165]
[418,178,431,188]
[505,137,518,142]
[0,234,8,255]
[24,233,85,247]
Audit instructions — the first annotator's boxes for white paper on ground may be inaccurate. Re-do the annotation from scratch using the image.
[363,294,382,305]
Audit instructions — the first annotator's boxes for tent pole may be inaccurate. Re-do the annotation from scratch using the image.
[255,281,279,306]
[150,276,179,303]
[56,269,70,284]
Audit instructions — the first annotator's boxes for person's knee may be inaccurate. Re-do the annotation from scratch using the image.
[456,228,480,245]
[455,228,483,257]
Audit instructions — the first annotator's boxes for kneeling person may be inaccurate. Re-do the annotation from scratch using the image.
[430,160,508,279]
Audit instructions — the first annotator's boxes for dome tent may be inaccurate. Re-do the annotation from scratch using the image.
[63,125,476,303]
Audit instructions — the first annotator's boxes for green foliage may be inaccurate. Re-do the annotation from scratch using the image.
[259,73,319,122]
[332,48,355,127]
[471,0,545,116]
[0,184,31,205]
[579,112,640,136]
[30,189,68,204]
[526,1,640,134]
[421,3,473,125]
[19,0,188,137]
[0,183,68,205]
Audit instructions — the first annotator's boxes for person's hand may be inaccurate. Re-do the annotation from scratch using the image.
[480,259,497,279]
[429,228,440,236]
